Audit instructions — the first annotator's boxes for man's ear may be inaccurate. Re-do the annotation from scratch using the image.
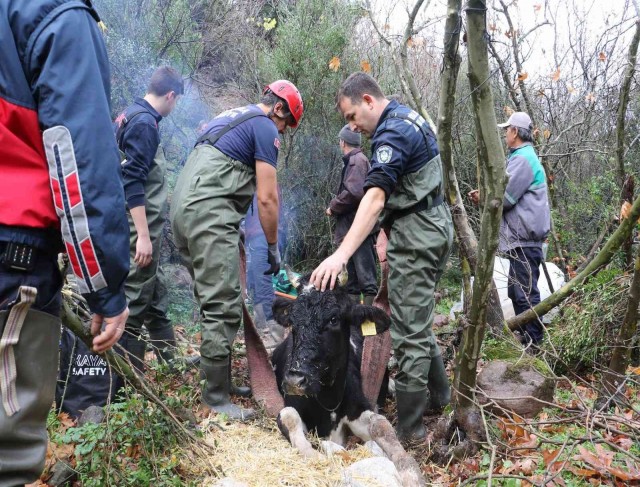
[363,93,374,106]
[272,297,294,327]
[350,304,390,336]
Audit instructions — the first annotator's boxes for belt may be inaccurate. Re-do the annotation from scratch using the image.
[386,192,444,226]
[0,241,57,272]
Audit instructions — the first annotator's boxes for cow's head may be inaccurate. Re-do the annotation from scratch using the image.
[273,273,390,397]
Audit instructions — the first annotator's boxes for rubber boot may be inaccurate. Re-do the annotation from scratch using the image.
[426,354,451,414]
[228,356,251,397]
[363,295,375,306]
[149,326,201,369]
[395,389,429,442]
[201,357,255,421]
[123,331,147,373]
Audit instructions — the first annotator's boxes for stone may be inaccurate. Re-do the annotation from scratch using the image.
[342,457,402,487]
[78,405,105,426]
[363,440,386,458]
[48,461,77,486]
[477,359,555,418]
[433,314,449,328]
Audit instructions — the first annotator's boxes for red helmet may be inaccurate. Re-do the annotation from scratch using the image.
[264,80,304,128]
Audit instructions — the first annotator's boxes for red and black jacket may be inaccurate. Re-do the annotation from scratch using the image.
[0,0,129,317]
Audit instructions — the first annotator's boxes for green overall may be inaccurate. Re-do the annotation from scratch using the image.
[383,154,453,394]
[170,145,256,361]
[125,147,171,336]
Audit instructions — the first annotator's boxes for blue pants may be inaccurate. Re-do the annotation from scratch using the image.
[507,246,544,343]
[246,234,275,321]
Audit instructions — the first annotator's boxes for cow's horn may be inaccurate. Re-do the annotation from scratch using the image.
[338,265,348,287]
[285,264,301,289]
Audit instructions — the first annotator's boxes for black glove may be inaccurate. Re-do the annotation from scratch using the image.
[265,242,281,275]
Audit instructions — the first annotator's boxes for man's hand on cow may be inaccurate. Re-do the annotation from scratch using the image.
[310,251,348,291]
[468,189,480,206]
[325,208,332,216]
[265,242,281,275]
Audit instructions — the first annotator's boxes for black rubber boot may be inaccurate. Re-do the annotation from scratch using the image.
[123,331,147,373]
[229,356,251,397]
[148,326,176,364]
[426,354,451,413]
[396,389,429,442]
[201,358,255,421]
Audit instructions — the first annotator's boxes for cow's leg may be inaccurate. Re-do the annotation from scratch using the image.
[347,411,425,487]
[277,407,322,459]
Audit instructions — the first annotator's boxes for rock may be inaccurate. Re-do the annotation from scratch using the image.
[364,440,386,458]
[342,457,402,487]
[433,314,449,328]
[477,360,555,417]
[321,440,345,457]
[78,405,105,426]
[48,461,77,486]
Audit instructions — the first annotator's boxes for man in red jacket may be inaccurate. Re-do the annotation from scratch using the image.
[326,125,378,304]
[0,1,129,483]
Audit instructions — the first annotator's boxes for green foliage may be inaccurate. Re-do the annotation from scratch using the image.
[548,268,629,373]
[50,392,193,486]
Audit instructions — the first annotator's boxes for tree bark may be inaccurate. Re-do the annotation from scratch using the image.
[507,191,640,330]
[437,0,505,335]
[601,244,640,399]
[454,0,507,419]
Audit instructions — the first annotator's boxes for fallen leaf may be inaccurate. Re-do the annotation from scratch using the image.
[360,60,372,73]
[542,449,561,466]
[517,71,528,81]
[328,56,341,72]
[628,365,640,375]
[383,23,390,31]
[551,68,561,82]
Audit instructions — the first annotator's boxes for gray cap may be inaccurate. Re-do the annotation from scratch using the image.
[497,111,532,130]
[339,124,361,147]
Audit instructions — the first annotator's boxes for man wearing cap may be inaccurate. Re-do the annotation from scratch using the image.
[171,80,303,420]
[471,111,550,345]
[326,125,378,304]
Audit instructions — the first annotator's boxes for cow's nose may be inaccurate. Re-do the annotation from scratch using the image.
[284,370,307,396]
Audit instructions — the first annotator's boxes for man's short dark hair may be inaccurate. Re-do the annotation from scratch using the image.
[336,72,385,105]
[260,91,294,124]
[147,66,184,96]
[516,127,533,142]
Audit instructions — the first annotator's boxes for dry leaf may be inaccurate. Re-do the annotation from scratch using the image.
[598,52,607,61]
[628,365,640,375]
[504,106,515,117]
[489,23,498,31]
[517,71,529,81]
[383,23,390,31]
[585,92,597,103]
[620,201,632,220]
[505,30,513,39]
[567,84,576,94]
[360,60,371,73]
[534,4,542,12]
[543,129,551,139]
[551,68,561,82]
[407,37,414,48]
[328,56,341,72]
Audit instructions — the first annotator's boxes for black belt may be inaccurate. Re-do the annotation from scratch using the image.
[0,241,57,272]
[382,192,444,230]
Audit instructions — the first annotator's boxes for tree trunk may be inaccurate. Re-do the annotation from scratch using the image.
[507,192,640,330]
[437,0,505,335]
[600,245,640,401]
[621,176,635,268]
[454,0,507,422]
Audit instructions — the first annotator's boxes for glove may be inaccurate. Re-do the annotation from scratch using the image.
[265,242,281,275]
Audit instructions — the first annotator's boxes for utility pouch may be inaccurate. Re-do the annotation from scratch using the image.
[0,242,36,272]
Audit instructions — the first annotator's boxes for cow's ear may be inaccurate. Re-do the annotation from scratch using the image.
[350,305,391,336]
[272,297,294,327]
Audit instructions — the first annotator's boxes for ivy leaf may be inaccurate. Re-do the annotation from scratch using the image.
[328,56,341,72]
[360,60,372,73]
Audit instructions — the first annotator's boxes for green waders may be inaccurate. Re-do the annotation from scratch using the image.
[123,147,175,370]
[0,290,61,485]
[170,145,256,420]
[383,155,454,441]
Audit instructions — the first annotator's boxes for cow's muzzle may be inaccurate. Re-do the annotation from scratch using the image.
[283,370,309,396]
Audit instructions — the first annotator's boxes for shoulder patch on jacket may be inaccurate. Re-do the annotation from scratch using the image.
[376,145,393,164]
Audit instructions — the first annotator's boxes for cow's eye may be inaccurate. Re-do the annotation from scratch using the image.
[328,316,339,327]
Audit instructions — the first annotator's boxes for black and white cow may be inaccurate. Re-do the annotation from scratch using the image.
[271,276,425,486]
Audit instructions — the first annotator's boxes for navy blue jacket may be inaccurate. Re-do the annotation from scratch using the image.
[364,100,439,199]
[0,0,129,317]
[114,98,163,209]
